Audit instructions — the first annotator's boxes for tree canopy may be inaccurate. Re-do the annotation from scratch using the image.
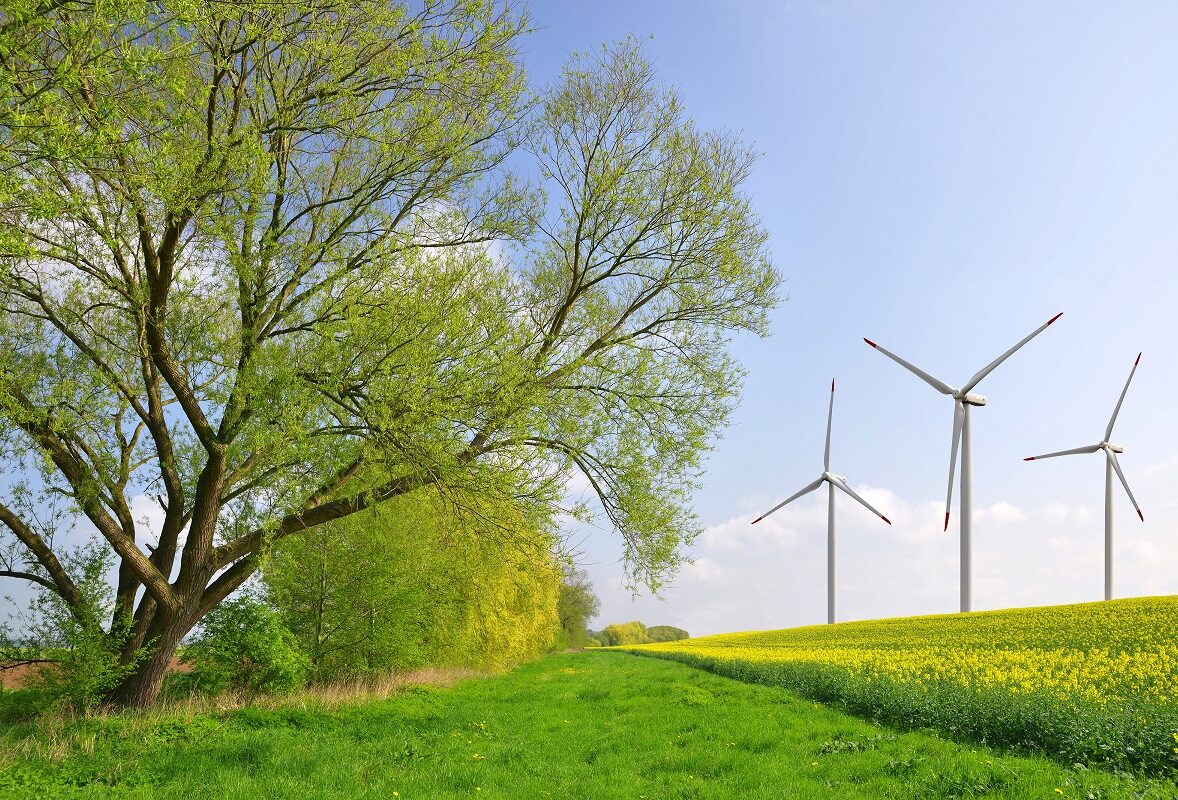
[556,567,600,649]
[0,0,779,708]
[265,491,561,677]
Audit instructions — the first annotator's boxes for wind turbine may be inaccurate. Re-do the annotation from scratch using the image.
[865,312,1062,613]
[751,380,891,625]
[1024,353,1143,601]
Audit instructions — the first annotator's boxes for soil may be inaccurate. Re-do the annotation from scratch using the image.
[0,656,190,690]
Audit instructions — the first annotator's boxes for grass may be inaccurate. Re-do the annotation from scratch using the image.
[2,651,1176,799]
[624,596,1178,778]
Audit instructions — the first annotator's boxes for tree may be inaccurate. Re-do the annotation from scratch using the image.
[265,491,560,677]
[599,621,649,647]
[646,625,689,643]
[555,567,599,649]
[0,2,779,709]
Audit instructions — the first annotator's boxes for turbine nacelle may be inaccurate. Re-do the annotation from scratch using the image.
[1102,442,1125,454]
[822,471,847,483]
[954,392,987,406]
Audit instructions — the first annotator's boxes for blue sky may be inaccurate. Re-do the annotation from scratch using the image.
[4,2,1175,640]
[523,2,1178,634]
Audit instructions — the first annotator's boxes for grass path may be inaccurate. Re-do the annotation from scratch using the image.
[3,651,1175,799]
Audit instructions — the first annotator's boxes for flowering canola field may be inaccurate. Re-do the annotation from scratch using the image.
[636,596,1178,706]
[622,596,1178,776]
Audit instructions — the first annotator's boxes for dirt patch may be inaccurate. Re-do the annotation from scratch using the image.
[0,661,52,690]
[0,657,190,690]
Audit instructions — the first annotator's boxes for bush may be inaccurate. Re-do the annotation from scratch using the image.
[183,596,308,697]
[8,543,137,712]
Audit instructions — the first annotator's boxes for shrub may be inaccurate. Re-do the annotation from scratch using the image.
[8,543,137,712]
[184,596,308,697]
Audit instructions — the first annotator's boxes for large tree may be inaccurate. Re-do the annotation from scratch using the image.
[556,566,599,649]
[0,0,779,709]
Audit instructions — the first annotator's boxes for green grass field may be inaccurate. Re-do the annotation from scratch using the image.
[3,651,1177,799]
[625,596,1178,779]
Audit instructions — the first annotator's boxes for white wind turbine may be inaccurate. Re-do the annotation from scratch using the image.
[752,380,891,625]
[1024,353,1144,602]
[865,312,1062,613]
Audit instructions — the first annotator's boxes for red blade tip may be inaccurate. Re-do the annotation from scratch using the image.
[1047,312,1063,325]
[863,338,877,348]
[1023,456,1035,461]
[1135,352,1142,366]
[943,512,950,531]
[881,516,891,525]
[751,516,763,525]
[1137,510,1144,522]
[831,379,835,391]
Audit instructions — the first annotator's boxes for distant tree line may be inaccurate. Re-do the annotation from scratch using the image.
[588,621,690,647]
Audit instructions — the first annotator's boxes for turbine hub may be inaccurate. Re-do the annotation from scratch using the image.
[951,393,989,407]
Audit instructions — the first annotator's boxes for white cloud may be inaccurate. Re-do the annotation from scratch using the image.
[1142,454,1178,477]
[1038,502,1072,525]
[682,557,726,583]
[977,501,1026,524]
[700,511,802,552]
[583,474,1178,636]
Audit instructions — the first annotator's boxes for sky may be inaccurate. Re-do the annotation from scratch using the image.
[4,2,1177,641]
[520,1,1178,634]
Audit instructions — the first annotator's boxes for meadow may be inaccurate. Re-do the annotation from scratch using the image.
[3,651,1177,799]
[625,596,1178,778]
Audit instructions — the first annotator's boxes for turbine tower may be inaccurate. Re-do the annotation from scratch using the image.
[1024,353,1144,601]
[751,380,891,625]
[865,313,1062,613]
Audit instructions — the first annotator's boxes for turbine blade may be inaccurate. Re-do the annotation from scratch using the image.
[824,379,835,471]
[751,476,825,524]
[961,312,1063,393]
[944,401,964,531]
[830,477,891,524]
[1023,444,1102,461]
[1105,352,1141,441]
[864,338,955,395]
[1107,451,1143,522]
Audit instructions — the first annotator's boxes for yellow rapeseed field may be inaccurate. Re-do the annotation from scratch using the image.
[634,596,1178,707]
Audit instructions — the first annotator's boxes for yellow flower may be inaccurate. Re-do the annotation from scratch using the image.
[634,597,1178,710]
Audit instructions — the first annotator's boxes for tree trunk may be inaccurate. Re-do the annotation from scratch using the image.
[106,615,191,710]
